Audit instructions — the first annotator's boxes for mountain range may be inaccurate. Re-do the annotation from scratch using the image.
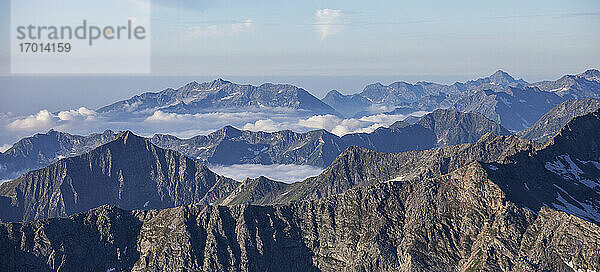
[0,130,116,181]
[323,69,600,132]
[0,109,509,181]
[2,108,600,223]
[152,109,509,167]
[1,109,599,271]
[0,131,239,222]
[25,69,594,136]
[98,79,339,117]
[533,69,600,99]
[322,70,530,117]
[2,70,600,271]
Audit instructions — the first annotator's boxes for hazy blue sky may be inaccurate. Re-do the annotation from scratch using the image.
[146,0,600,77]
[0,0,599,114]
[1,0,599,76]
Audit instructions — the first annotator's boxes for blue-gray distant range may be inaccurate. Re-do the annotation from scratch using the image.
[1,69,600,182]
[324,69,600,131]
[97,78,341,117]
[96,69,600,132]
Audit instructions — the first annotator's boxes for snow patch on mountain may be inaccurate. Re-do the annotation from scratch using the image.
[545,155,599,189]
[552,184,600,222]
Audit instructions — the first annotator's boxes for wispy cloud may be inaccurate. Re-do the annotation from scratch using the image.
[315,9,343,41]
[486,12,600,20]
[184,19,254,38]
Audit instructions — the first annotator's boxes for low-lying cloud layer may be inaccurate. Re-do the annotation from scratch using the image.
[0,107,424,151]
[208,164,324,184]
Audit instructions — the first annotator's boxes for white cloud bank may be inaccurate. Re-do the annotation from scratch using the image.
[6,107,97,132]
[208,164,324,184]
[315,9,343,40]
[244,112,424,136]
[1,107,424,154]
[7,110,55,131]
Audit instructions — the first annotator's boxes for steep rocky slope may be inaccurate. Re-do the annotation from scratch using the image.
[517,98,600,143]
[416,109,510,146]
[229,109,600,226]
[0,131,238,222]
[0,162,598,271]
[275,133,535,203]
[485,108,600,223]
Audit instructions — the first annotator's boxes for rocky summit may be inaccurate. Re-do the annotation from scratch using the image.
[0,131,239,222]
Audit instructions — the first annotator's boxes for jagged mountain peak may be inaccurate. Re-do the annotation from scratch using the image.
[243,176,276,184]
[323,89,344,99]
[0,128,239,222]
[489,70,527,85]
[217,125,243,138]
[114,130,146,145]
[466,70,528,88]
[579,69,600,81]
[212,78,232,85]
[221,175,288,205]
[366,82,385,88]
[489,69,515,80]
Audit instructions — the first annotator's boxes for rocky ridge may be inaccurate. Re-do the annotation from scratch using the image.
[0,131,239,222]
[517,98,600,143]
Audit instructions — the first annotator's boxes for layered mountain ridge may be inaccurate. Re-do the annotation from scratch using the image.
[214,109,600,226]
[323,69,599,132]
[1,156,598,271]
[0,109,509,181]
[0,109,600,271]
[0,129,116,181]
[152,109,509,167]
[1,70,600,271]
[0,131,239,222]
